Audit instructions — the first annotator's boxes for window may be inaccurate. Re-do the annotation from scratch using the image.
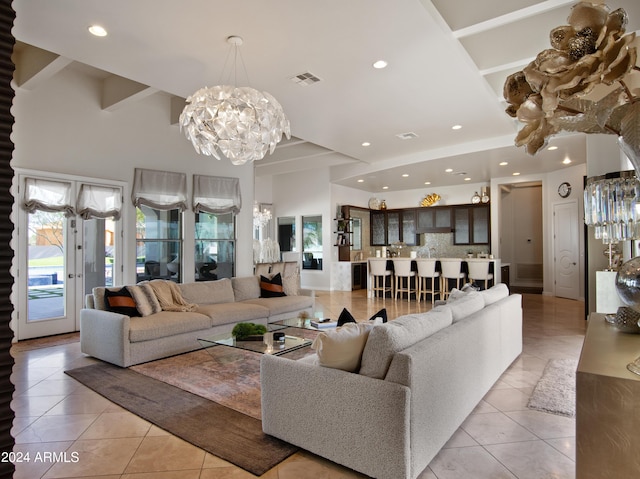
[136,206,182,282]
[195,212,235,280]
[132,168,187,282]
[302,215,322,270]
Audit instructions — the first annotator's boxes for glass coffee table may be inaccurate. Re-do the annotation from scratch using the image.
[198,324,312,356]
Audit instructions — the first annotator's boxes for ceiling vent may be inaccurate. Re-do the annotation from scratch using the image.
[290,72,322,86]
[396,132,418,140]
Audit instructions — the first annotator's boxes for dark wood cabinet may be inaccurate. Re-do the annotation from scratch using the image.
[401,209,417,245]
[365,203,489,248]
[453,205,489,245]
[371,210,386,246]
[387,211,400,244]
[416,207,452,233]
[370,209,417,246]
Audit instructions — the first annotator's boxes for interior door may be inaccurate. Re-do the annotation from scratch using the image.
[554,201,580,300]
[17,174,122,340]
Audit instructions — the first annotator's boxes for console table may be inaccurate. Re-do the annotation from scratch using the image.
[577,314,640,478]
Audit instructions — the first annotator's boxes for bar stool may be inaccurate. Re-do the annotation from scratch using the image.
[393,258,416,301]
[467,259,494,290]
[369,258,393,299]
[440,258,466,299]
[415,258,441,305]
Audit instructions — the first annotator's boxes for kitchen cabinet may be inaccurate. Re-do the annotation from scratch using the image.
[401,209,417,245]
[370,209,417,246]
[416,207,452,233]
[371,210,386,246]
[453,205,489,245]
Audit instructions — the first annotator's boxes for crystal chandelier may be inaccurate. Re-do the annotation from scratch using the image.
[180,36,291,166]
[253,202,272,229]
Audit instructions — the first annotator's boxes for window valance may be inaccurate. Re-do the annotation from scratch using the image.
[132,168,188,211]
[77,184,123,220]
[193,175,241,214]
[23,178,75,216]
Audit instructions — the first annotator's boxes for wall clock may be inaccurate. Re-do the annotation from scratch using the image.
[558,182,571,198]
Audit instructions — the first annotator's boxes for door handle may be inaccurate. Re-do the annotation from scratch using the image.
[68,273,74,279]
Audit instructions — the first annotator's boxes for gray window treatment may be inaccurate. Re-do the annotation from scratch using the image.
[132,168,188,211]
[193,175,241,214]
[23,177,75,216]
[76,184,123,220]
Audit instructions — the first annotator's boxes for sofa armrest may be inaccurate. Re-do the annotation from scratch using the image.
[261,355,411,479]
[79,309,131,367]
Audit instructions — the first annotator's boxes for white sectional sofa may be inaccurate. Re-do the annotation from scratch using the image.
[80,272,314,367]
[260,284,522,479]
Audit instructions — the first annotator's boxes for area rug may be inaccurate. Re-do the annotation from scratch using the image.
[527,358,578,417]
[65,361,298,477]
[131,336,316,420]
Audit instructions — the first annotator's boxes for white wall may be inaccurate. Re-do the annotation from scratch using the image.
[500,185,543,288]
[12,66,257,283]
[272,168,333,290]
[491,162,586,298]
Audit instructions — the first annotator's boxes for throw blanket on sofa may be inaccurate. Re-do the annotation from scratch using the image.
[149,280,198,312]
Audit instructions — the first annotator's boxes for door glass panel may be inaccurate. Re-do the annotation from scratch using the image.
[83,218,116,295]
[27,210,66,321]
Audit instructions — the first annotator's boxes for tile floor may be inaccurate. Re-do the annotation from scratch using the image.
[10,290,586,479]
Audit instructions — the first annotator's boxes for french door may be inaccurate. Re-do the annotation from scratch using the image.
[16,173,123,340]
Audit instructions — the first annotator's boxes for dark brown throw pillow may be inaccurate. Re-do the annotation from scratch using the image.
[260,273,286,298]
[104,287,140,317]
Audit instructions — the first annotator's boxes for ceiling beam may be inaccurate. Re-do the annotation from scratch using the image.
[169,96,186,125]
[13,43,73,90]
[101,75,158,111]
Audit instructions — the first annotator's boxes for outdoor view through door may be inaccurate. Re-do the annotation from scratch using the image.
[19,175,123,340]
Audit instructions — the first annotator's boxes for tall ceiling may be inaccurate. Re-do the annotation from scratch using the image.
[12,0,640,192]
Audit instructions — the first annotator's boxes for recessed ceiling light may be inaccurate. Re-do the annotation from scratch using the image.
[373,60,388,69]
[464,177,471,181]
[382,186,389,190]
[445,168,453,173]
[402,174,409,178]
[548,146,558,151]
[424,181,431,185]
[452,125,462,130]
[499,161,508,166]
[361,142,371,147]
[563,158,572,164]
[357,179,364,183]
[88,25,108,37]
[513,172,521,176]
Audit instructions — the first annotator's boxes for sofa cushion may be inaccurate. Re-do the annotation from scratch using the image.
[481,283,510,305]
[242,295,314,316]
[359,307,453,379]
[127,284,162,316]
[260,273,286,297]
[311,322,376,372]
[104,287,140,317]
[128,311,212,342]
[232,276,261,302]
[197,302,269,326]
[445,289,486,322]
[178,278,235,305]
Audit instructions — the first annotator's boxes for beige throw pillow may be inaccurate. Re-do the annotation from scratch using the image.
[311,322,375,372]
